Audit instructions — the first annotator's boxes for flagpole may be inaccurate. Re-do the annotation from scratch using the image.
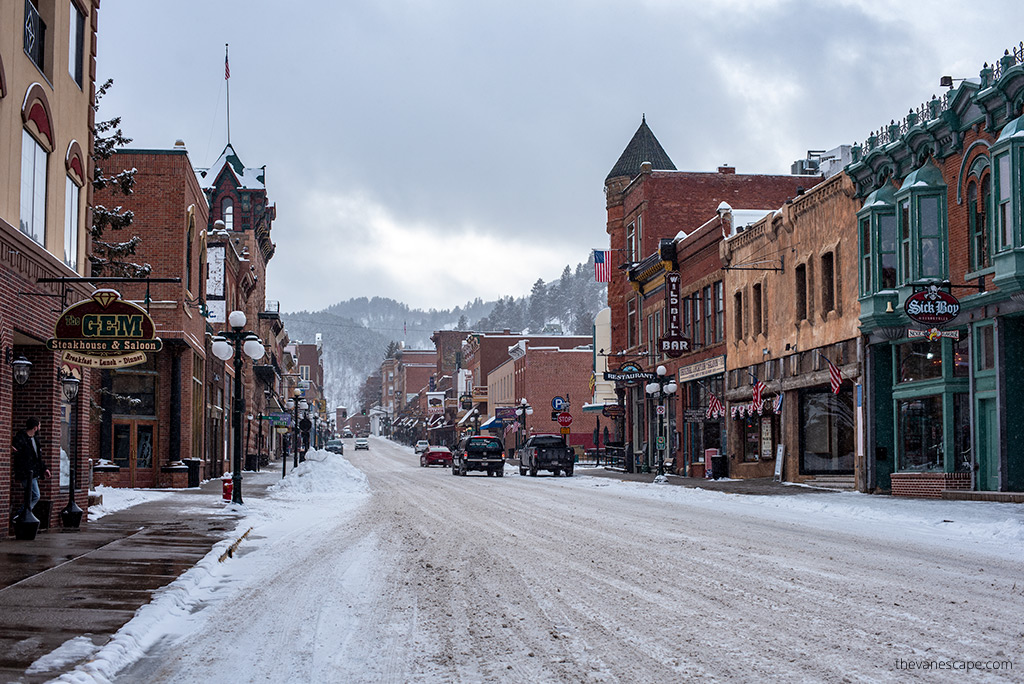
[225,43,231,144]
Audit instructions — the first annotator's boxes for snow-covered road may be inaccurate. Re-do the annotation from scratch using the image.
[57,436,1022,683]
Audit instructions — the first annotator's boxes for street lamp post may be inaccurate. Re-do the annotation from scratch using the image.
[211,310,266,505]
[514,398,533,455]
[59,369,83,528]
[645,365,678,478]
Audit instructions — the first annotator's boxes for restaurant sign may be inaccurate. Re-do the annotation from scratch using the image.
[603,362,656,385]
[47,289,161,368]
[904,286,960,327]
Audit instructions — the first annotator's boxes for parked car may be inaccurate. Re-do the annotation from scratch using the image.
[414,440,430,454]
[420,446,452,468]
[354,437,369,451]
[452,435,506,477]
[518,434,574,477]
[325,439,345,455]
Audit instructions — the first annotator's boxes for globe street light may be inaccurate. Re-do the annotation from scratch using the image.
[211,310,265,504]
[514,398,533,454]
[645,365,677,478]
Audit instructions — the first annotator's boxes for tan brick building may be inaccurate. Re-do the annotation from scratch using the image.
[721,171,863,487]
[2,0,99,529]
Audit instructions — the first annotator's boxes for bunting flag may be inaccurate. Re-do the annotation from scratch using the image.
[749,372,767,411]
[706,391,724,419]
[594,250,612,283]
[773,392,784,415]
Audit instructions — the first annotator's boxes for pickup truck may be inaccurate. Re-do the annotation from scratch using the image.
[518,434,574,477]
[452,435,506,477]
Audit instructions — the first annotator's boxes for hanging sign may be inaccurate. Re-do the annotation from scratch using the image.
[426,391,445,415]
[904,286,960,327]
[659,271,690,357]
[604,362,656,385]
[47,289,161,368]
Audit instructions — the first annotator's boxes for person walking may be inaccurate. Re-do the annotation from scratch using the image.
[12,417,49,516]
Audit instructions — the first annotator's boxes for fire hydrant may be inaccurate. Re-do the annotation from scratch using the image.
[222,474,233,501]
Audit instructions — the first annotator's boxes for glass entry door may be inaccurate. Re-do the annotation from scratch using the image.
[113,420,156,487]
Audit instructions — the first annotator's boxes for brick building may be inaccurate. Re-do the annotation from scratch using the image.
[90,146,210,488]
[197,143,279,477]
[721,170,862,487]
[848,46,1024,498]
[2,0,99,530]
[603,117,817,472]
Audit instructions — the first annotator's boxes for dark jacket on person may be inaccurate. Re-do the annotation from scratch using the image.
[12,430,45,481]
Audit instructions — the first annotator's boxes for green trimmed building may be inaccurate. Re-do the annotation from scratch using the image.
[847,45,1024,498]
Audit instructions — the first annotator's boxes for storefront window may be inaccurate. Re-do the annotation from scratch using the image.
[799,387,854,474]
[953,393,971,472]
[953,335,969,378]
[111,366,157,416]
[742,414,759,461]
[898,396,943,472]
[897,340,942,383]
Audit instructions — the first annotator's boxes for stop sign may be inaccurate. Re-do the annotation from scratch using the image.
[556,412,573,427]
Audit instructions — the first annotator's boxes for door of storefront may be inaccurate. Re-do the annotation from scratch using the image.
[113,420,156,487]
[977,398,999,491]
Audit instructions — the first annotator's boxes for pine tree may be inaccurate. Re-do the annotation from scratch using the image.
[90,79,151,278]
[384,341,401,359]
[527,278,547,332]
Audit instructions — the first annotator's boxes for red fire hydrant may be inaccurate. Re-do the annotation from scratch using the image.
[222,474,233,501]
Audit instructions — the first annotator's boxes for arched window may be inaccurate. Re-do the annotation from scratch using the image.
[20,84,54,245]
[968,176,991,271]
[222,197,234,231]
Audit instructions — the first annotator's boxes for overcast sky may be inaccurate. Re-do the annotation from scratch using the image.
[95,0,1023,312]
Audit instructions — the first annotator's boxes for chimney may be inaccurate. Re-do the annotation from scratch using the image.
[718,165,735,174]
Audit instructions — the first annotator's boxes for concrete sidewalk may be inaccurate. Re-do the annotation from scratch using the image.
[0,467,282,683]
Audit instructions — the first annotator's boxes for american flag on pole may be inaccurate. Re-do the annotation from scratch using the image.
[825,357,843,394]
[225,47,230,80]
[504,421,518,437]
[706,391,724,419]
[773,392,784,414]
[750,372,767,411]
[594,250,612,283]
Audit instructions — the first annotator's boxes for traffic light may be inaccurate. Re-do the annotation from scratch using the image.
[361,408,367,416]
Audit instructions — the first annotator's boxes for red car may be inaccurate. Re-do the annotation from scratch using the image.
[420,446,452,468]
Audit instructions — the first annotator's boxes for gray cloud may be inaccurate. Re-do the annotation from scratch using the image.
[96,0,1024,311]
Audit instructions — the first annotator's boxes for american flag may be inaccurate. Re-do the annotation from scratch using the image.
[594,250,612,283]
[706,391,724,419]
[750,372,767,410]
[225,47,230,80]
[826,357,843,394]
[503,421,518,437]
[773,392,784,414]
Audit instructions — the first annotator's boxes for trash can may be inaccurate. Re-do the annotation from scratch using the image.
[184,459,201,488]
[711,455,728,479]
[245,453,258,472]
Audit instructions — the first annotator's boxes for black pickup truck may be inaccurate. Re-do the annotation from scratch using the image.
[452,435,506,477]
[518,434,574,477]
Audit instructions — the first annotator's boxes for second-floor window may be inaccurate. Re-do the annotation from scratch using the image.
[895,161,948,284]
[714,281,724,343]
[20,130,47,244]
[703,285,713,346]
[821,252,835,314]
[795,264,807,321]
[64,177,79,270]
[968,176,991,271]
[752,283,762,336]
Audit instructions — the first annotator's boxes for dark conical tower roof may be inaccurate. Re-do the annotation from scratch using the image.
[605,115,676,182]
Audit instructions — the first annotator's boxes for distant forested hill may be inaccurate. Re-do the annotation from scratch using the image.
[282,254,606,411]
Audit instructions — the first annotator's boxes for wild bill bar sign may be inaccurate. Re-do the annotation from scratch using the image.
[659,271,689,357]
[47,289,161,368]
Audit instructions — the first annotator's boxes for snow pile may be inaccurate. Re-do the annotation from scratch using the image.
[569,476,1024,557]
[87,485,174,520]
[50,450,370,684]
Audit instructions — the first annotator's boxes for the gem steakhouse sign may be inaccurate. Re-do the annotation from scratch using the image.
[46,289,162,368]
